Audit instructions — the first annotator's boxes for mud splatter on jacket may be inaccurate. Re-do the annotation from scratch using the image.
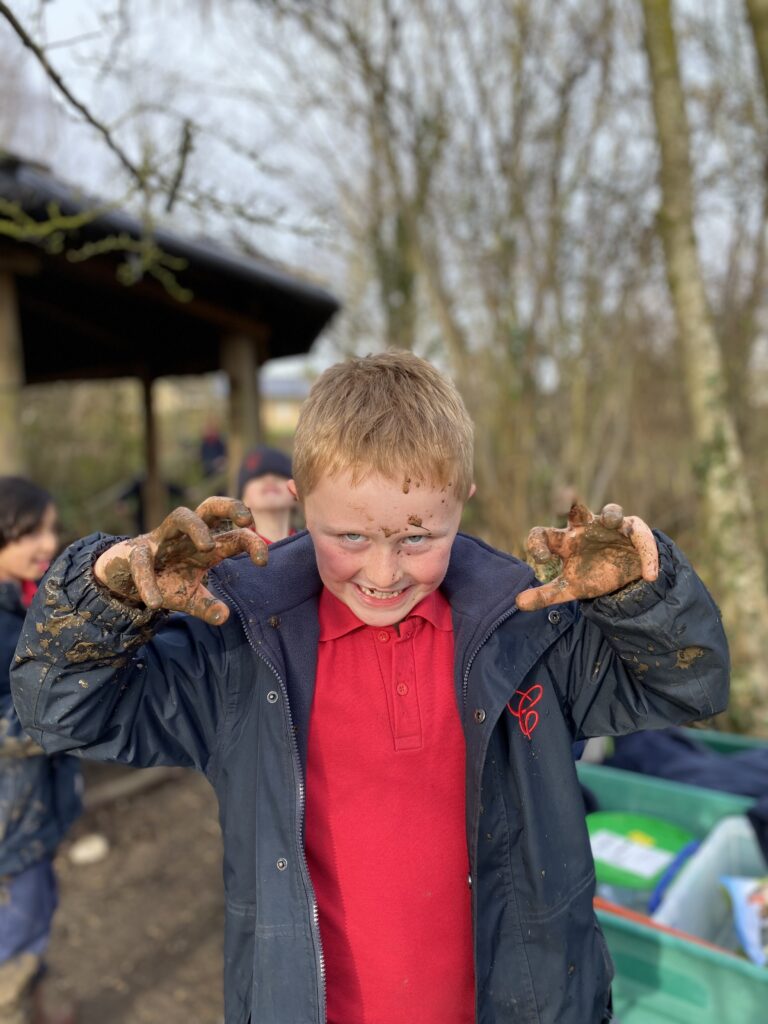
[11,531,728,1023]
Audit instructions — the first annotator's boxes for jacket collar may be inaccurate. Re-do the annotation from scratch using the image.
[214,532,532,610]
[212,530,557,770]
[213,529,536,654]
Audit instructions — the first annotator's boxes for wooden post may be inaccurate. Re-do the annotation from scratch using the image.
[220,334,261,496]
[0,272,26,474]
[141,375,164,530]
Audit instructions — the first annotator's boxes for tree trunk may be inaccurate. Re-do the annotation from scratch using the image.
[745,0,768,95]
[221,333,262,498]
[641,0,768,731]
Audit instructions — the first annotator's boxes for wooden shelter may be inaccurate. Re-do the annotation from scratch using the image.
[0,155,339,523]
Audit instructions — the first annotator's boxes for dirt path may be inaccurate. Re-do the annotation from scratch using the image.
[46,768,225,1024]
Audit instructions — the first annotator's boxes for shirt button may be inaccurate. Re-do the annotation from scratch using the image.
[377,631,390,642]
[474,708,486,723]
[396,682,409,696]
[548,609,561,624]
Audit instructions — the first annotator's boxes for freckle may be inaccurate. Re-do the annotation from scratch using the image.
[402,477,411,494]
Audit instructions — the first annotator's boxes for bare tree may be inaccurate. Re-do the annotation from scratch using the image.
[257,0,663,552]
[641,0,768,729]
[746,0,768,88]
[0,2,296,264]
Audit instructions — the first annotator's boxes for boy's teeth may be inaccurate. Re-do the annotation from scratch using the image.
[360,585,404,599]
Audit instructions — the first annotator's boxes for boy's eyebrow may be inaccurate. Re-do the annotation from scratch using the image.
[322,512,445,536]
[382,522,436,537]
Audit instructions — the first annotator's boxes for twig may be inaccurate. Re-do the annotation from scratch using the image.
[165,120,194,213]
[0,0,144,186]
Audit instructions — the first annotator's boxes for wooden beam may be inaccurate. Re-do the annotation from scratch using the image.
[0,272,26,474]
[141,376,164,530]
[221,334,262,497]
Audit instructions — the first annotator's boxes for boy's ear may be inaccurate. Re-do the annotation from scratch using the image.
[468,482,477,500]
[287,479,300,502]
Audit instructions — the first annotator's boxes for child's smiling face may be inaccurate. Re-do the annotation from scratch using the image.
[295,470,471,626]
[0,502,58,584]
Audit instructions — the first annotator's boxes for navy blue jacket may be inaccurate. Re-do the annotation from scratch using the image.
[1,583,81,878]
[11,530,729,1023]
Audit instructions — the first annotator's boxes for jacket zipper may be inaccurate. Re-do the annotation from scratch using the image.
[210,578,327,1023]
[460,604,518,1023]
[461,606,518,709]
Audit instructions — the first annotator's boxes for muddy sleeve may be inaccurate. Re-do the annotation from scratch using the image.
[550,531,730,739]
[10,533,238,772]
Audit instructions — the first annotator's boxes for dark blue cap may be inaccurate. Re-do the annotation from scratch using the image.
[237,445,292,497]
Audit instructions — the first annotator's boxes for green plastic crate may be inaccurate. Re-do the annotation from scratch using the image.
[598,909,767,1023]
[577,761,754,838]
[579,762,765,1021]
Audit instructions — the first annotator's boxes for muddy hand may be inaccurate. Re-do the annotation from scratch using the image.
[516,502,659,612]
[94,497,268,625]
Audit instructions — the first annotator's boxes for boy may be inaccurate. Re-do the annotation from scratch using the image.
[11,352,728,1024]
[237,444,295,544]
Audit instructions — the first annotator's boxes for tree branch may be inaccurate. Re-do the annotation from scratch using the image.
[165,120,194,213]
[0,0,144,186]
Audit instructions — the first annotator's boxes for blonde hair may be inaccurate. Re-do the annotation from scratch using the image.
[292,351,475,500]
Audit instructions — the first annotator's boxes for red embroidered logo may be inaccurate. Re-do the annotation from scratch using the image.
[506,684,543,739]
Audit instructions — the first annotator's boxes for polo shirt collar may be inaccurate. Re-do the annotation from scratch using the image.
[318,586,452,640]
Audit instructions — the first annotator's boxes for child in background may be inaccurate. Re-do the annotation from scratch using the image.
[237,444,295,544]
[0,478,80,1024]
[12,353,728,1023]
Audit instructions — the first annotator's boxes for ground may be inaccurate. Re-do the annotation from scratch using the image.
[46,765,225,1024]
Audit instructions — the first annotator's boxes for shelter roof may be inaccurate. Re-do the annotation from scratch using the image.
[0,156,339,383]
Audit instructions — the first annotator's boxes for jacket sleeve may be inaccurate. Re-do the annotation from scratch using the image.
[10,533,241,773]
[552,532,730,739]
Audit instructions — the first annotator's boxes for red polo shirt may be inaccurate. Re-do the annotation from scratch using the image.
[305,587,475,1024]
